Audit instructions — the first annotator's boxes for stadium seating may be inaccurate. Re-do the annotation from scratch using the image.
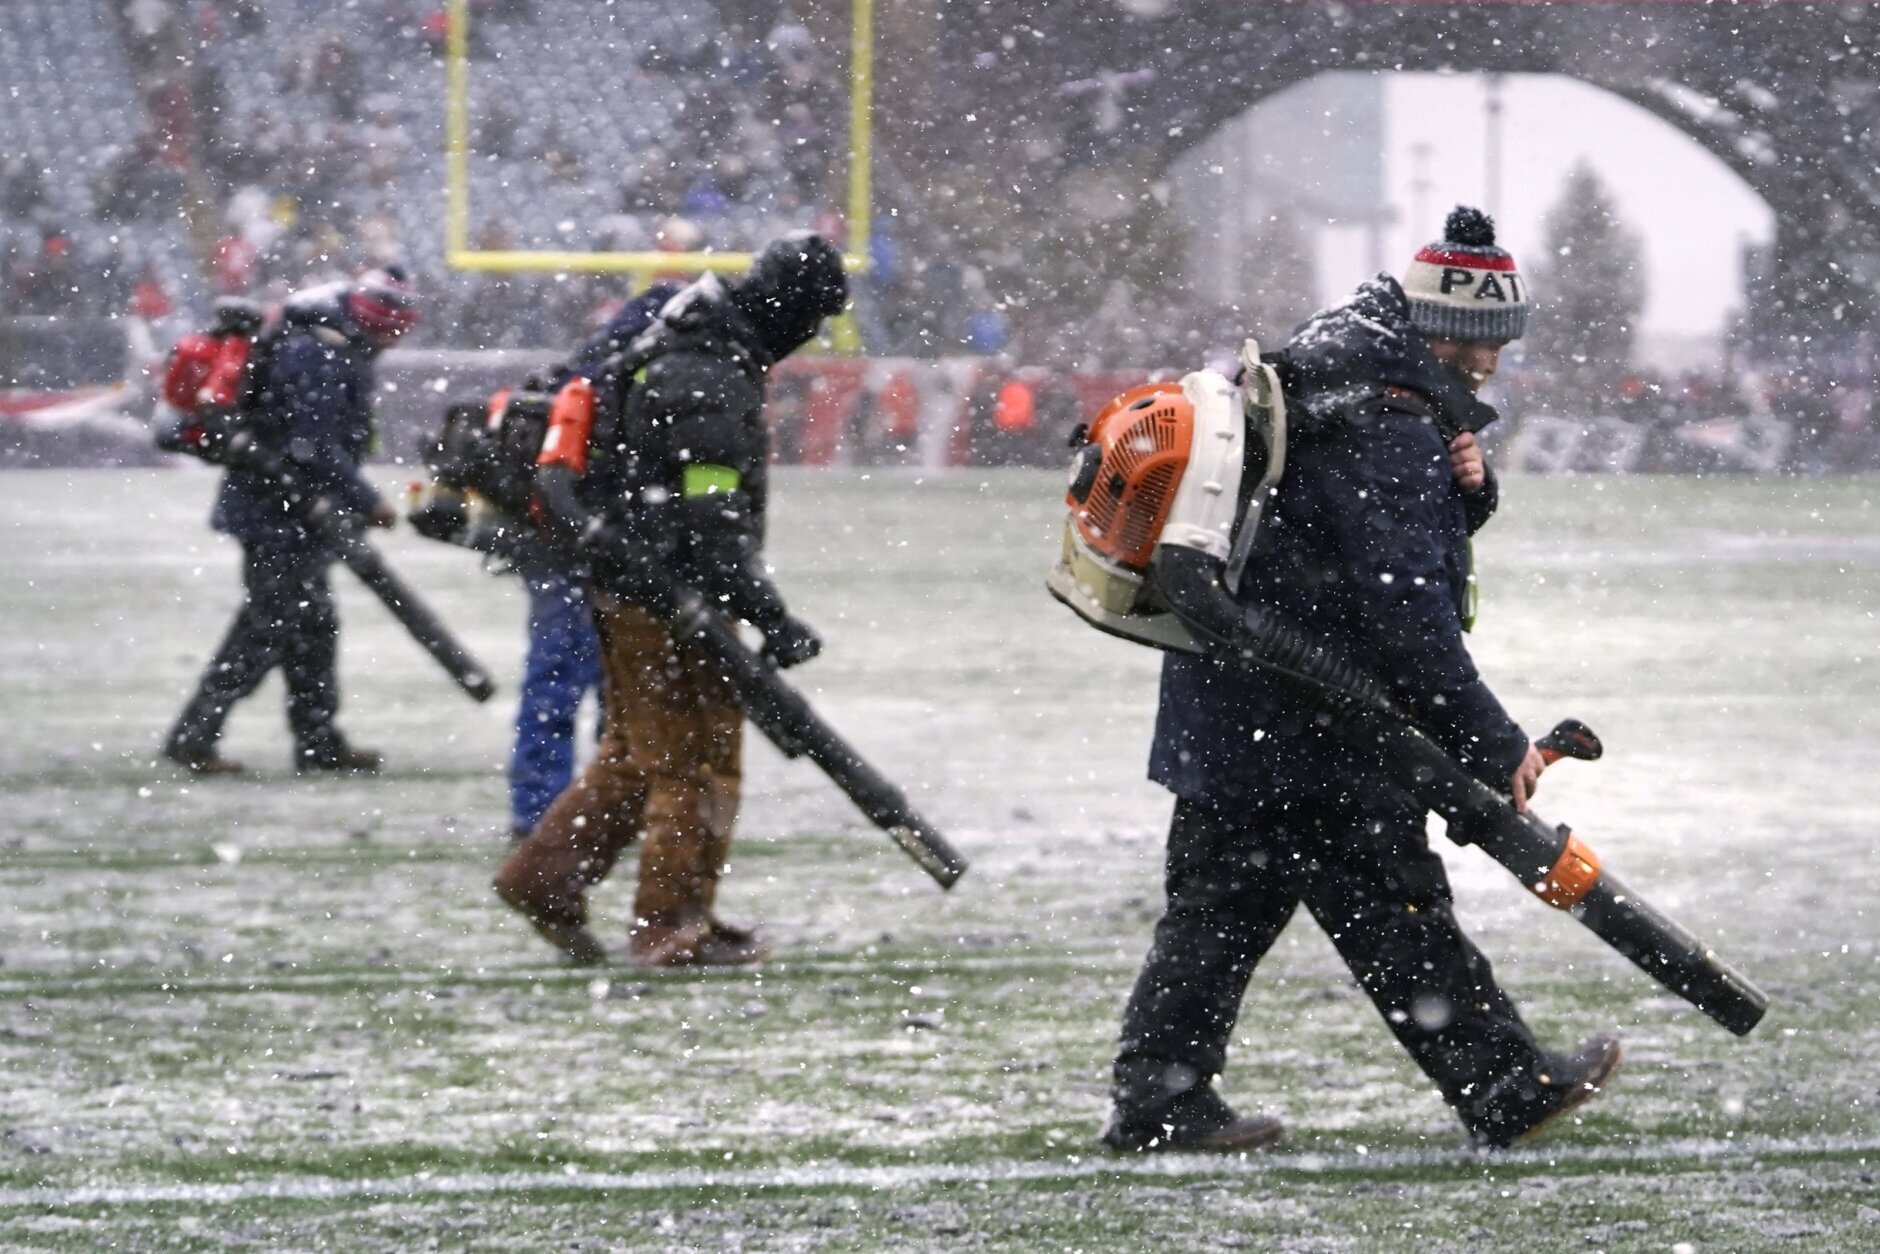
[189,0,842,344]
[4,0,951,355]
[0,0,200,322]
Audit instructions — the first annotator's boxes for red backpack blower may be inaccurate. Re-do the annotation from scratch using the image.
[155,298,266,457]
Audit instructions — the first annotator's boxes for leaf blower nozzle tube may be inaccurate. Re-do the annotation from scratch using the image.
[1444,789,1768,1037]
[1152,546,1397,710]
[221,433,496,703]
[530,464,964,889]
[668,589,969,890]
[1150,545,1768,1037]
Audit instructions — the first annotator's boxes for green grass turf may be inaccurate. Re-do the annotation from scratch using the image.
[1,467,1876,1250]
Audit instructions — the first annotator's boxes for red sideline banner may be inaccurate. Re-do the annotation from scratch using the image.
[0,387,117,418]
[767,357,1164,468]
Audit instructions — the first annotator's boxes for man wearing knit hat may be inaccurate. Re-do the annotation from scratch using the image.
[1401,204,1528,500]
[1104,207,1621,1155]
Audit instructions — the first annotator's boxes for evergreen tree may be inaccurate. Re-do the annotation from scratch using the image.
[1529,164,1646,390]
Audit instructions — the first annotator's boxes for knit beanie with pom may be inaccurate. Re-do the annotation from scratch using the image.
[1403,205,1527,343]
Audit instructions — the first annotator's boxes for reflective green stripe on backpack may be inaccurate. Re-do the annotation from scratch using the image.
[682,463,742,497]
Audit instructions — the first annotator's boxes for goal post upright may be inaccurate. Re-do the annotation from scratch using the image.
[442,0,875,334]
[846,0,874,275]
[444,0,471,259]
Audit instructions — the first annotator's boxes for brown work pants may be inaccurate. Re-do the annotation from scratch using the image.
[493,597,742,935]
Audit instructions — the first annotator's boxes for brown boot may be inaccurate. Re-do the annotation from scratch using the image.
[628,916,770,968]
[494,878,607,966]
[491,765,643,966]
[705,918,772,963]
[628,917,711,968]
[163,748,245,775]
[295,745,382,774]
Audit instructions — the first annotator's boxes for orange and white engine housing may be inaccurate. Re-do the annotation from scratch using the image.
[1047,342,1286,652]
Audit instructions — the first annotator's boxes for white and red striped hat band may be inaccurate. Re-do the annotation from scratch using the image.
[348,268,420,341]
[1403,206,1527,344]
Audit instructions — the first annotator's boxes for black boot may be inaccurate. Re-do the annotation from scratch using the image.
[162,746,245,775]
[1102,1058,1284,1153]
[295,742,382,774]
[1465,1034,1623,1149]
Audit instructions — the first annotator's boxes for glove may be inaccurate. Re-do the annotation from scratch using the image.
[761,615,822,669]
[407,496,468,543]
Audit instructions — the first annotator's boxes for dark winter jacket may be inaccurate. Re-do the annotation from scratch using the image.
[586,273,793,628]
[553,282,684,387]
[211,294,381,546]
[504,284,687,583]
[1148,276,1528,805]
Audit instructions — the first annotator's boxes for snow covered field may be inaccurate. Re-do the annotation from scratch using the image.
[2,465,1876,1250]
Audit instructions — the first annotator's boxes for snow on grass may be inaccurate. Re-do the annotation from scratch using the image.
[1,468,1876,1250]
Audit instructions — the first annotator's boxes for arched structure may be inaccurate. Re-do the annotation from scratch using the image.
[913,2,1879,353]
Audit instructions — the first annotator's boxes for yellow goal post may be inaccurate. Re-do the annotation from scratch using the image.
[442,0,873,308]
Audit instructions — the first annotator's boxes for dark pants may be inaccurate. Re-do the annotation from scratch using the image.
[1115,790,1545,1134]
[166,539,344,762]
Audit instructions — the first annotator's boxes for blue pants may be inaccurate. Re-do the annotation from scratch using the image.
[509,571,602,833]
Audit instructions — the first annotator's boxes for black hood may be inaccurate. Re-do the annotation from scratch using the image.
[643,273,771,367]
[1272,275,1499,436]
[727,231,848,362]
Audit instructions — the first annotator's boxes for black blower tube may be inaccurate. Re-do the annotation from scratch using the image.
[1151,545,1767,1036]
[668,590,968,889]
[534,465,966,889]
[223,431,496,702]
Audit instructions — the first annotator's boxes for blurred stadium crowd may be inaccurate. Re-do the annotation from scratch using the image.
[1,0,1003,359]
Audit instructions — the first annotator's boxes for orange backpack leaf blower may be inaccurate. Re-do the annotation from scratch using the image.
[1049,342,1767,1036]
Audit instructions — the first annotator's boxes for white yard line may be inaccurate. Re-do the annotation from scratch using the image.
[0,951,1129,1000]
[4,1134,1875,1212]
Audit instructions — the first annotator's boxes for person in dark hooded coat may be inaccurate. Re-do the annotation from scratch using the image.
[503,281,685,842]
[162,268,418,775]
[493,232,847,968]
[1105,209,1622,1154]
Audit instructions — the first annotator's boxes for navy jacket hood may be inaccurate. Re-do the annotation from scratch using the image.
[1273,275,1499,437]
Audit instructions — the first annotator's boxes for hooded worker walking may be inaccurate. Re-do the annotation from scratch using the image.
[162,268,419,775]
[1104,209,1622,1153]
[492,232,847,968]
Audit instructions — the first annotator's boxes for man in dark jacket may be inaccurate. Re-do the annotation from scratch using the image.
[1105,209,1620,1154]
[493,232,846,967]
[162,268,418,774]
[504,281,685,841]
